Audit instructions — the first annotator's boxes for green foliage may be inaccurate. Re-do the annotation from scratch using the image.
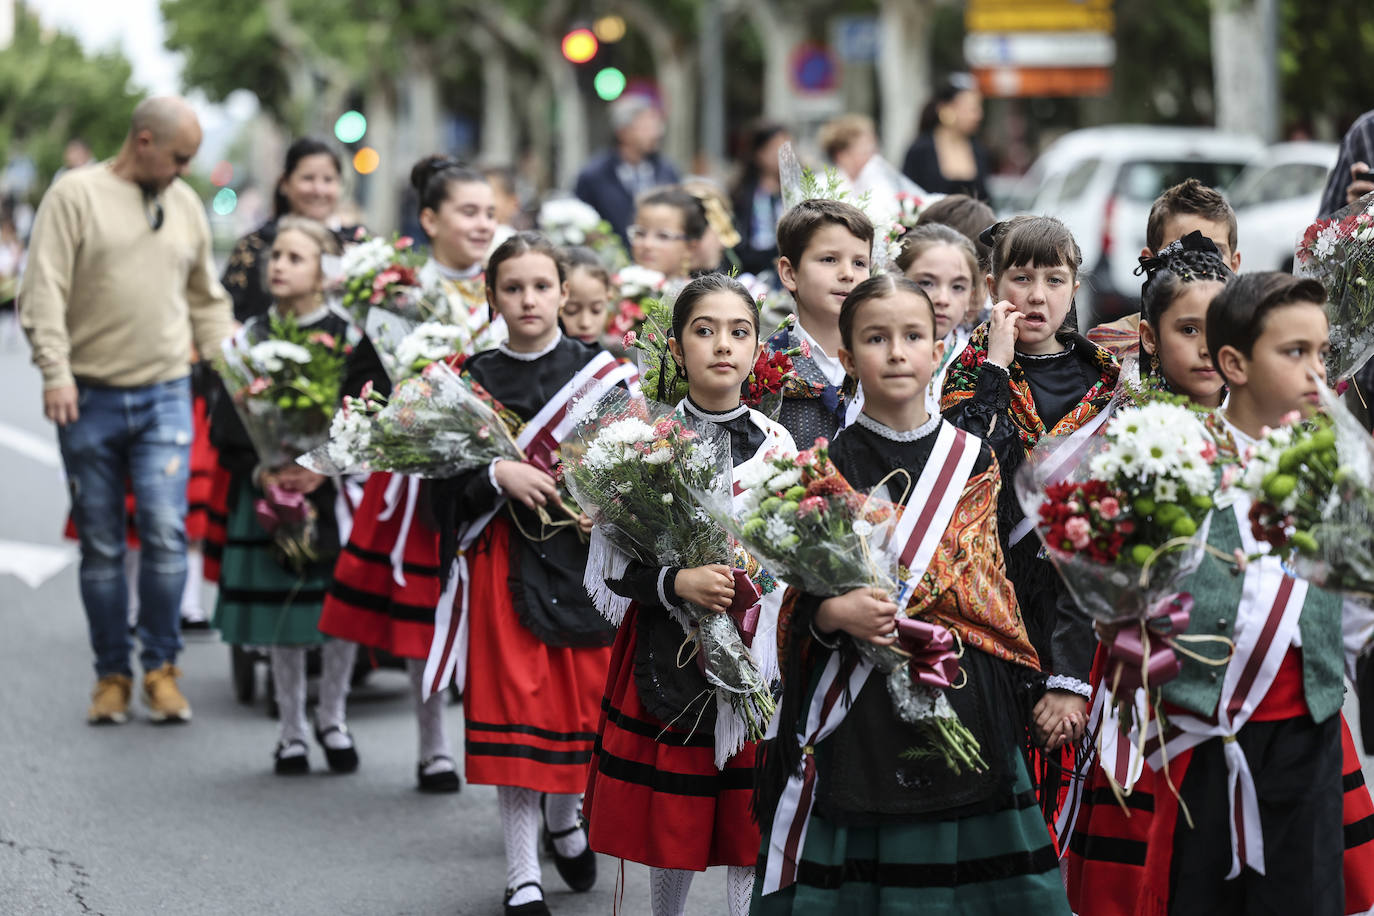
[0,4,143,198]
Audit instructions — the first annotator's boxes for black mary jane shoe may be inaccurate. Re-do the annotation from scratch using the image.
[416,755,462,794]
[313,724,360,773]
[547,823,597,893]
[503,882,550,916]
[273,740,310,776]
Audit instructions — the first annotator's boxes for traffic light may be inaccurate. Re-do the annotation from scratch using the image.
[562,28,598,64]
[334,111,367,144]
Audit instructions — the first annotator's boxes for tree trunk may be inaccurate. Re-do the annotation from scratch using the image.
[615,0,697,175]
[362,80,400,235]
[878,0,934,164]
[478,29,516,165]
[1211,0,1278,141]
[550,54,589,190]
[405,50,441,162]
[742,1,805,124]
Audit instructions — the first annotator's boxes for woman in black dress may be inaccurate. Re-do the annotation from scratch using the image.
[901,73,991,201]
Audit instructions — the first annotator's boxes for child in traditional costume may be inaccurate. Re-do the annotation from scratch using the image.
[430,232,637,916]
[582,274,795,916]
[319,157,499,793]
[753,275,1068,914]
[210,216,359,775]
[1065,272,1374,915]
[558,246,614,346]
[768,199,875,448]
[896,222,979,417]
[940,215,1119,815]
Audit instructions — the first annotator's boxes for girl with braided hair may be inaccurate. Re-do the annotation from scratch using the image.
[1135,230,1233,406]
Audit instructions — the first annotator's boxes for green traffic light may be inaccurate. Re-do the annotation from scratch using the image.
[594,67,627,101]
[212,187,238,216]
[334,111,367,144]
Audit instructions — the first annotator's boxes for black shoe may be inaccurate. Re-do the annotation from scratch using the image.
[314,724,360,773]
[274,740,310,775]
[180,617,211,632]
[416,755,462,793]
[503,882,550,916]
[547,823,597,893]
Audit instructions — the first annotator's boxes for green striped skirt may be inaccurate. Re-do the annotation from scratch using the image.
[752,752,1070,915]
[212,476,331,647]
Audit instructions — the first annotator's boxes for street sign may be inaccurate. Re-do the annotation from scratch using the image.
[832,16,879,63]
[974,66,1111,98]
[965,31,1115,69]
[966,0,1113,33]
[790,42,838,94]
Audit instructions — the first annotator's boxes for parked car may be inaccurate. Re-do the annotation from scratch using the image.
[1229,142,1338,273]
[1001,126,1264,329]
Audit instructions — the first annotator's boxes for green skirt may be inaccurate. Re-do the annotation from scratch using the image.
[752,752,1070,915]
[212,476,331,647]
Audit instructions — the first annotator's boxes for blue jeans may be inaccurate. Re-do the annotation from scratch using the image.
[58,377,192,678]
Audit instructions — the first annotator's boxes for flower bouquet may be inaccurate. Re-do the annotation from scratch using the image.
[694,439,985,774]
[563,386,775,767]
[883,190,927,251]
[365,309,499,385]
[217,314,353,570]
[537,197,629,271]
[1296,190,1374,380]
[608,265,668,346]
[338,232,444,326]
[299,361,520,478]
[1241,385,1374,597]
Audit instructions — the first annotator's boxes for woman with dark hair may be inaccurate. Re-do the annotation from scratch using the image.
[901,74,992,201]
[730,120,790,278]
[220,138,361,323]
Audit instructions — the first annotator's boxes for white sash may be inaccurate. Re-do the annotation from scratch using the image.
[888,421,981,613]
[1140,497,1306,879]
[420,351,639,700]
[1009,401,1115,546]
[759,418,977,896]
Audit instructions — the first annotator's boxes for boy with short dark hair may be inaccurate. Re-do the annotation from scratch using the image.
[1068,271,1374,915]
[770,199,874,447]
[1089,178,1242,359]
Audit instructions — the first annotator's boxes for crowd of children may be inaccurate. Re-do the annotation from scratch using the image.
[161,137,1374,916]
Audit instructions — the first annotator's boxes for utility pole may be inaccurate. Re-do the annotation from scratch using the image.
[1211,0,1279,141]
[698,0,726,176]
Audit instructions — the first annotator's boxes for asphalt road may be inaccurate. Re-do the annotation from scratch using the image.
[2,330,1372,916]
[0,338,724,916]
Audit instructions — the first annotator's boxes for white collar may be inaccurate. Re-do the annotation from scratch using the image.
[855,410,942,442]
[429,258,482,281]
[795,321,846,387]
[680,396,750,423]
[499,330,562,361]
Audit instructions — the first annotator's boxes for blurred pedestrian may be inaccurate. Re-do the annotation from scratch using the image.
[221,138,361,324]
[574,95,681,245]
[730,120,789,279]
[1317,109,1374,220]
[19,96,233,725]
[901,73,991,200]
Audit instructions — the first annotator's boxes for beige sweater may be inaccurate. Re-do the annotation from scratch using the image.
[19,163,233,389]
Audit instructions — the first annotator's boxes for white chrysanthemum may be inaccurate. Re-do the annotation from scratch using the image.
[537,198,602,247]
[395,322,467,370]
[599,417,657,445]
[763,514,794,544]
[1093,402,1218,498]
[326,409,371,466]
[766,468,802,491]
[247,340,312,373]
[341,237,395,278]
[1313,224,1341,260]
[615,265,667,299]
[641,447,673,465]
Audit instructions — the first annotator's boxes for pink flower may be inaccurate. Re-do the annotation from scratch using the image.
[623,331,637,348]
[353,227,367,241]
[1279,410,1302,426]
[812,436,829,451]
[247,377,270,396]
[799,339,812,359]
[396,236,414,249]
[646,332,658,344]
[1200,440,1218,462]
[477,425,491,439]
[369,290,385,305]
[1097,497,1120,520]
[1064,517,1092,550]
[797,496,825,517]
[308,331,337,349]
[1337,379,1351,396]
[1221,465,1241,489]
[360,380,374,399]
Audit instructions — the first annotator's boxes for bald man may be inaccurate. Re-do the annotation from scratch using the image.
[20,97,232,725]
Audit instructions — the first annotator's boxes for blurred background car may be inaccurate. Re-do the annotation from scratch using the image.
[1229,141,1339,272]
[1001,126,1263,329]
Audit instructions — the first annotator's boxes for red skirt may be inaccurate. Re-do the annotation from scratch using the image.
[464,518,610,794]
[317,472,443,659]
[583,603,760,871]
[1064,713,1374,915]
[202,464,232,584]
[63,394,218,546]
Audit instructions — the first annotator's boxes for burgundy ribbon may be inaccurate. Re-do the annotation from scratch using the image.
[726,568,763,648]
[1107,593,1193,692]
[254,484,308,535]
[894,618,960,688]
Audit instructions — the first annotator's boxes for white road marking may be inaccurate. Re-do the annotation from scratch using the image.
[0,419,61,468]
[0,540,76,588]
